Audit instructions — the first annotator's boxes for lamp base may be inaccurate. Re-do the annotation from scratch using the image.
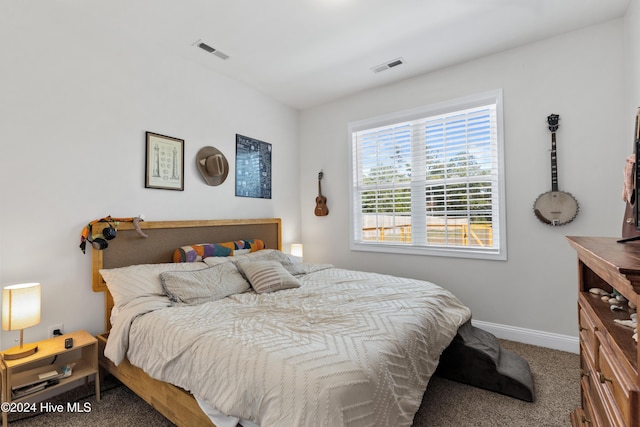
[3,343,38,360]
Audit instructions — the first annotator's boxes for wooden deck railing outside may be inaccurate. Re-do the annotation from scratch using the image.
[362,223,493,247]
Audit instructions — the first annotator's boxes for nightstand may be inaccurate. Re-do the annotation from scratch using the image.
[0,330,99,427]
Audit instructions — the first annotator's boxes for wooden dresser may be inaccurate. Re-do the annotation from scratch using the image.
[568,236,640,426]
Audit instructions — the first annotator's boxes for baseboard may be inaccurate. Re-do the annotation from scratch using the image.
[471,319,579,354]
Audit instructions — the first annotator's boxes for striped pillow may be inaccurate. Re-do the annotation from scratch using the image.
[236,260,300,293]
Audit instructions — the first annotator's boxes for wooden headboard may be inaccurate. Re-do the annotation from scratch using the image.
[91,218,282,331]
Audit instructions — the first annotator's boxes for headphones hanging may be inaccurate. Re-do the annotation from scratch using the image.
[86,218,118,251]
[79,217,118,253]
[100,218,117,241]
[79,215,147,253]
[87,233,108,250]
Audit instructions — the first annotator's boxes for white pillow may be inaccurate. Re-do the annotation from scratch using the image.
[204,249,294,266]
[160,263,250,305]
[100,262,208,309]
[236,260,300,293]
[285,254,303,264]
[201,256,232,266]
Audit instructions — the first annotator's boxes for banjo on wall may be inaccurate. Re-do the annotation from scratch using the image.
[533,114,579,226]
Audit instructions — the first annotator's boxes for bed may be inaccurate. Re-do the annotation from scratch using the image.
[91,218,472,427]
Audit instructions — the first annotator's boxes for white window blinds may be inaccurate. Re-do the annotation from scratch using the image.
[349,90,506,260]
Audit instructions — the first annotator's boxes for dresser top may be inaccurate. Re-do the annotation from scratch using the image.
[567,236,640,273]
[567,236,640,297]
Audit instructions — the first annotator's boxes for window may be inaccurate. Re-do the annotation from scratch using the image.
[349,90,506,260]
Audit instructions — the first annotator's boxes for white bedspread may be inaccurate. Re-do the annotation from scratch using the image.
[106,266,471,427]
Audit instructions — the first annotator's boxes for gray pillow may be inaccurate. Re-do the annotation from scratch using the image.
[160,262,250,305]
[236,260,300,293]
[100,262,208,309]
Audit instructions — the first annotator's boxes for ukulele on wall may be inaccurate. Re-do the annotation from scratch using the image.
[315,171,329,216]
[533,114,579,226]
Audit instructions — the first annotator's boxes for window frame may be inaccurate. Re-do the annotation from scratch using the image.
[348,89,507,260]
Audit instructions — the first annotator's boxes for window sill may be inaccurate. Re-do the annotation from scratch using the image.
[350,241,507,261]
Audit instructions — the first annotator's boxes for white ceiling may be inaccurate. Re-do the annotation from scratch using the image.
[42,0,632,109]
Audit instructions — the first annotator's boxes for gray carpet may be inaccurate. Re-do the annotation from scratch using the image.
[415,340,579,426]
[8,340,579,426]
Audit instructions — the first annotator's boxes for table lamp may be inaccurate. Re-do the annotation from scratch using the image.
[291,243,304,259]
[2,283,41,360]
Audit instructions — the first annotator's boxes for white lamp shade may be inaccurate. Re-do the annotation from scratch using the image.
[2,283,41,331]
[291,243,304,258]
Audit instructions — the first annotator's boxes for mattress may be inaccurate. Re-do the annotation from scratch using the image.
[105,264,471,427]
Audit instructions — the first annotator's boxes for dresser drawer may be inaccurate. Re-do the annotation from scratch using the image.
[578,298,598,364]
[581,371,607,427]
[596,331,637,426]
[580,342,595,383]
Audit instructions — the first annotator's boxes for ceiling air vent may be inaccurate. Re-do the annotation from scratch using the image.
[195,40,230,60]
[371,57,405,74]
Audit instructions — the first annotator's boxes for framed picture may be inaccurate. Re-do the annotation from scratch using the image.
[235,134,272,199]
[145,132,184,191]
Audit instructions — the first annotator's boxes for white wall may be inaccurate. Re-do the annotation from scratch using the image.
[0,4,636,352]
[299,20,628,339]
[0,5,301,349]
[626,0,640,113]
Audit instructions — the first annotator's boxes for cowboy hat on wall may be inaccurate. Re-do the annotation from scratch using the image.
[196,146,229,186]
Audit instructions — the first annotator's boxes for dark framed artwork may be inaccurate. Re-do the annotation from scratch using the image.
[235,134,272,199]
[145,131,184,191]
